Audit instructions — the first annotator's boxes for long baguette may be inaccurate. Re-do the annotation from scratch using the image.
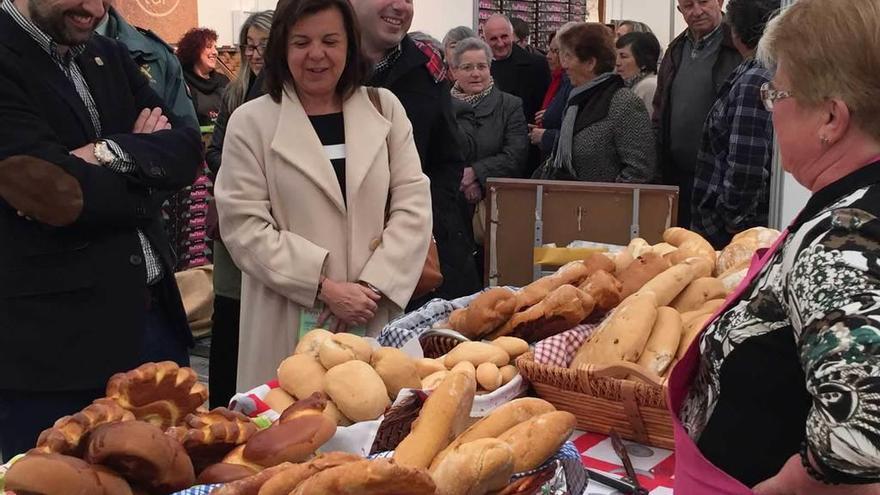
[570,292,658,369]
[636,307,682,376]
[636,263,695,306]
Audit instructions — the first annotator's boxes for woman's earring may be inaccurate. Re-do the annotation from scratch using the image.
[820,136,831,145]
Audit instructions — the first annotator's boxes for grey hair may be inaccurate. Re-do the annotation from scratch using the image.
[617,20,654,34]
[756,13,781,72]
[450,37,494,68]
[443,26,477,50]
[225,10,274,110]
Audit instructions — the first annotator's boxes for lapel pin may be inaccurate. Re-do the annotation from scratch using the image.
[94,57,104,66]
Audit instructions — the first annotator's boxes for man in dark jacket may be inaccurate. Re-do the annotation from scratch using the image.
[484,14,551,174]
[351,0,482,301]
[0,0,202,457]
[96,3,198,130]
[652,0,741,228]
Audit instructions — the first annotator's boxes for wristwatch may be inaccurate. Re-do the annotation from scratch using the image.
[93,140,116,166]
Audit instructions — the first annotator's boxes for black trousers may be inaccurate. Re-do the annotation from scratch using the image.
[209,294,241,409]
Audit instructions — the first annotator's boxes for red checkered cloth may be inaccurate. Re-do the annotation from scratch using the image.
[413,38,447,83]
[534,323,599,367]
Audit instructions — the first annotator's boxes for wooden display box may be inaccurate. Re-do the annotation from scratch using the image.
[482,178,678,287]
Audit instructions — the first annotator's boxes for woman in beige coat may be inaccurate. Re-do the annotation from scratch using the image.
[215,0,432,391]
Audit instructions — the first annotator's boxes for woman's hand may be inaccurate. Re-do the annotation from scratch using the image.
[534,109,546,126]
[317,279,380,331]
[529,125,546,146]
[753,454,880,495]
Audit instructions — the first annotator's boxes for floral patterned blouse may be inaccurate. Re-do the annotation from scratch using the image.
[680,161,880,486]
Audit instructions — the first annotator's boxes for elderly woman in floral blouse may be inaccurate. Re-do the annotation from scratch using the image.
[669,0,880,493]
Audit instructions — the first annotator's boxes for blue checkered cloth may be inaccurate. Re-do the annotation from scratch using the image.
[378,287,518,348]
[171,484,222,495]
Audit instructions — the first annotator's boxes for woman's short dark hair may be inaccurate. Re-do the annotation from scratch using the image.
[615,32,662,74]
[557,23,616,75]
[263,0,370,103]
[727,0,781,49]
[176,28,218,69]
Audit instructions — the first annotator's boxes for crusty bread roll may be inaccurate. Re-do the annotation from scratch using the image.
[277,353,326,399]
[636,306,682,376]
[681,256,715,279]
[290,458,436,495]
[294,328,333,357]
[497,411,577,473]
[671,277,728,313]
[449,288,517,339]
[323,360,390,422]
[716,227,779,275]
[650,242,678,256]
[444,342,510,368]
[429,397,555,471]
[371,347,421,399]
[5,453,103,495]
[431,439,515,495]
[578,269,623,312]
[450,361,476,380]
[718,260,750,291]
[490,285,595,342]
[499,365,518,385]
[262,388,296,414]
[422,370,451,390]
[512,261,591,312]
[85,420,195,493]
[476,363,502,392]
[256,452,362,495]
[571,292,658,369]
[617,252,672,299]
[323,400,352,427]
[394,372,476,469]
[664,228,717,268]
[415,358,447,379]
[490,336,529,360]
[626,238,652,258]
[243,412,335,466]
[318,333,373,369]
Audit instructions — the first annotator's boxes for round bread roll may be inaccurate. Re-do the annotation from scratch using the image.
[319,333,373,369]
[5,453,103,495]
[490,336,529,360]
[277,353,326,399]
[263,388,296,413]
[324,400,353,427]
[444,341,510,368]
[323,360,390,422]
[294,328,333,357]
[450,360,476,380]
[476,362,502,392]
[500,365,518,385]
[421,370,450,390]
[415,358,447,379]
[371,347,421,399]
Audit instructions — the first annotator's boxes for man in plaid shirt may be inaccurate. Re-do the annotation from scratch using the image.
[691,0,779,249]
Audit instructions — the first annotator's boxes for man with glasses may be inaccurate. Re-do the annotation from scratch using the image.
[96,1,198,130]
[652,0,742,228]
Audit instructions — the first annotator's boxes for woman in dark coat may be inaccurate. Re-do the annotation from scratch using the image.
[177,28,230,126]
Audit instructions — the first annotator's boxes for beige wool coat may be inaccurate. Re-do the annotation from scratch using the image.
[215,86,432,391]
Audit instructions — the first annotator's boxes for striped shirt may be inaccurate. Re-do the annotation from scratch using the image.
[309,113,347,204]
[3,0,163,284]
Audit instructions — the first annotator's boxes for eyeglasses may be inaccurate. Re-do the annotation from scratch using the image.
[457,63,490,72]
[760,81,793,111]
[243,42,268,55]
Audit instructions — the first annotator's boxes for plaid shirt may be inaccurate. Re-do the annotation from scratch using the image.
[692,58,773,248]
[3,1,163,284]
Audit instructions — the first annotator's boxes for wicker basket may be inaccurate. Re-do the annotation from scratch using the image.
[516,352,674,449]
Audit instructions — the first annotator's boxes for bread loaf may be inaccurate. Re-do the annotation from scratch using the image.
[678,313,715,359]
[497,411,577,473]
[34,398,135,456]
[277,353,326,399]
[430,439,515,495]
[323,360,390,421]
[671,277,728,312]
[491,285,595,342]
[197,462,259,484]
[5,453,103,495]
[650,242,677,256]
[289,459,436,495]
[681,256,715,279]
[209,462,294,495]
[262,388,295,414]
[429,397,555,471]
[256,452,362,495]
[617,253,671,299]
[578,269,623,312]
[449,288,517,339]
[663,227,717,266]
[582,252,617,275]
[636,307,682,376]
[717,227,779,274]
[323,400,352,426]
[394,372,476,469]
[165,407,258,472]
[444,342,510,368]
[500,365,518,385]
[512,261,591,312]
[625,238,652,258]
[680,298,725,328]
[422,370,451,390]
[450,361,476,381]
[371,347,421,399]
[415,358,447,379]
[490,336,529,360]
[571,292,658,369]
[93,464,135,495]
[294,328,333,357]
[318,333,373,369]
[476,363,502,392]
[243,411,335,466]
[718,260,750,291]
[105,361,207,429]
[636,263,696,306]
[85,420,195,493]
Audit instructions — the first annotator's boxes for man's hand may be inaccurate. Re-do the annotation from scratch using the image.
[317,279,381,329]
[132,107,171,134]
[463,181,483,204]
[69,143,99,165]
[529,125,546,146]
[534,109,546,126]
[460,166,478,188]
[753,454,880,495]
